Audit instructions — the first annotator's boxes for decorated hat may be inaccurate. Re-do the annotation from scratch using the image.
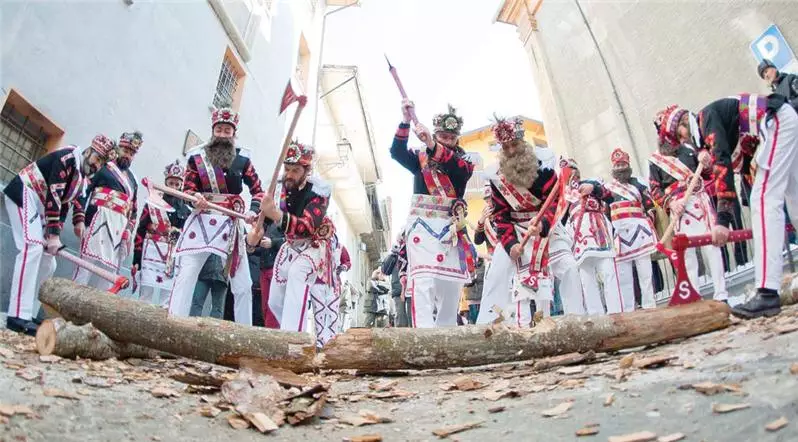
[655,105,689,147]
[118,131,143,153]
[432,104,464,135]
[491,115,525,145]
[212,107,239,131]
[284,140,314,167]
[90,134,116,159]
[610,147,630,166]
[559,156,579,170]
[164,159,185,181]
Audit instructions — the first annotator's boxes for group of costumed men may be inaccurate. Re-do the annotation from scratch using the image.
[6,59,798,338]
[3,106,350,347]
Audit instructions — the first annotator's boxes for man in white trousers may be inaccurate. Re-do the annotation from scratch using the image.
[690,94,798,318]
[3,134,114,334]
[168,106,262,325]
[72,131,141,290]
[476,117,558,327]
[390,100,475,328]
[583,148,658,310]
[260,141,333,336]
[651,105,728,303]
[546,158,585,315]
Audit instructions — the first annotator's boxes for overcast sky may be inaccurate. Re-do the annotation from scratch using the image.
[322,0,542,233]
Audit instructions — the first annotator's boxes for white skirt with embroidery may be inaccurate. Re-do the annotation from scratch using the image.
[404,214,470,283]
[81,207,127,269]
[272,240,326,287]
[613,217,657,263]
[141,238,179,290]
[175,210,242,259]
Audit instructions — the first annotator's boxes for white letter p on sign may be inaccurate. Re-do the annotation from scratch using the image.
[757,35,780,60]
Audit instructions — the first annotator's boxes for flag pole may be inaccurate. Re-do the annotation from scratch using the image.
[247,82,307,246]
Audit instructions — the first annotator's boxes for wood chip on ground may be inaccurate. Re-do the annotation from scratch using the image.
[607,431,657,442]
[633,355,677,369]
[244,412,279,433]
[604,393,615,406]
[344,435,383,442]
[576,425,600,436]
[227,414,250,430]
[765,416,788,432]
[656,433,685,442]
[541,401,573,417]
[712,403,751,413]
[431,421,484,438]
[42,388,80,400]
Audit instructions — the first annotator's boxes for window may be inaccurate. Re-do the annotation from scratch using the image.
[294,34,311,93]
[213,47,246,110]
[0,89,63,184]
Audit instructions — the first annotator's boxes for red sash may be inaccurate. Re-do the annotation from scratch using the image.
[494,175,541,211]
[195,151,229,194]
[605,181,640,202]
[649,152,692,182]
[106,162,133,198]
[418,151,456,198]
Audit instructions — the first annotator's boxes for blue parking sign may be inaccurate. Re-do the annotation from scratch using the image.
[751,24,796,70]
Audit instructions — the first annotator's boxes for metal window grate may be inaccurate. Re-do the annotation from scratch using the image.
[213,58,240,108]
[0,104,48,183]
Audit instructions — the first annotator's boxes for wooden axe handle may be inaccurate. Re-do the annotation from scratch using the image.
[57,250,129,291]
[142,178,246,220]
[518,185,561,249]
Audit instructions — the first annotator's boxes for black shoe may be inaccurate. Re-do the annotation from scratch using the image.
[731,291,781,319]
[6,316,38,336]
[31,317,43,325]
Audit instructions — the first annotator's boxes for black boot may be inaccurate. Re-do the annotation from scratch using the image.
[6,316,38,336]
[731,289,781,319]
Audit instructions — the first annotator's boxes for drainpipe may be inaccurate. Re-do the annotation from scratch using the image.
[573,0,640,171]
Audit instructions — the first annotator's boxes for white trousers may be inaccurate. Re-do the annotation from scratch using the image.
[676,195,728,301]
[475,246,537,327]
[549,250,585,315]
[579,257,623,315]
[268,252,316,333]
[168,252,252,325]
[752,104,798,291]
[309,283,340,347]
[5,194,53,321]
[409,276,462,328]
[139,285,169,308]
[617,256,655,310]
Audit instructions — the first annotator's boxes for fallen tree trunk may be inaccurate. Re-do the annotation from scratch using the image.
[781,273,798,305]
[36,318,162,360]
[318,300,731,371]
[39,278,316,372]
[42,278,732,372]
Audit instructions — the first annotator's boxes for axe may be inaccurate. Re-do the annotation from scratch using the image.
[656,229,752,306]
[56,248,129,294]
[658,163,704,246]
[385,55,419,126]
[141,178,246,220]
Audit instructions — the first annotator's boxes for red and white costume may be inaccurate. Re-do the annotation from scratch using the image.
[132,161,191,306]
[72,132,141,290]
[309,235,350,346]
[599,148,658,310]
[3,136,114,322]
[389,106,475,328]
[571,176,623,315]
[168,108,263,325]
[268,142,334,341]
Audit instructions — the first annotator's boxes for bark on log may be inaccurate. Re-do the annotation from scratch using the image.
[318,300,731,371]
[35,318,162,360]
[39,278,316,372]
[780,273,798,306]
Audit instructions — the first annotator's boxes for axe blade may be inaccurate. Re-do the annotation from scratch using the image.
[142,177,174,212]
[384,53,393,69]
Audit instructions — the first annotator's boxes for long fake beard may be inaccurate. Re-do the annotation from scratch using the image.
[206,136,236,169]
[612,166,633,183]
[498,144,539,189]
[659,140,679,157]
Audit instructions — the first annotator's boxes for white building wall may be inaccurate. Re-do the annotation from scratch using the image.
[0,0,339,314]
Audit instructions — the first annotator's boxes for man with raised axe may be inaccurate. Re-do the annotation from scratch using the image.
[546,158,585,315]
[651,105,728,304]
[580,148,658,311]
[3,134,115,335]
[72,131,142,290]
[476,117,557,327]
[570,165,623,315]
[258,141,335,342]
[684,93,798,318]
[391,100,475,328]
[132,159,191,306]
[167,106,263,325]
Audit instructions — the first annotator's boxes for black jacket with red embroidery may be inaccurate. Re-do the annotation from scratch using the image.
[3,146,83,236]
[132,195,191,268]
[72,162,138,237]
[648,146,711,211]
[275,178,330,240]
[491,167,558,256]
[390,123,474,197]
[183,148,264,212]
